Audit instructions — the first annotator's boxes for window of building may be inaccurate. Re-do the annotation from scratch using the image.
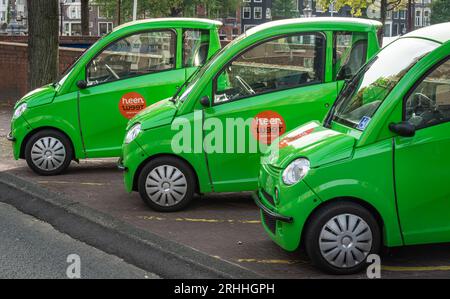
[393,23,399,36]
[266,8,272,19]
[98,22,113,36]
[254,7,263,19]
[243,7,251,19]
[399,10,406,19]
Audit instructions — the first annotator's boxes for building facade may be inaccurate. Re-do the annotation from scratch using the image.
[61,0,114,36]
[414,0,432,29]
[241,0,273,32]
[241,0,352,33]
[0,0,8,25]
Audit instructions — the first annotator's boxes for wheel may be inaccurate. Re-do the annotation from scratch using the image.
[304,201,381,275]
[138,156,196,212]
[24,129,73,176]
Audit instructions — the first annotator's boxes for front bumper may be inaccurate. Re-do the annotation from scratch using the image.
[256,163,321,252]
[122,140,147,193]
[253,192,293,223]
[117,158,128,171]
[6,131,16,142]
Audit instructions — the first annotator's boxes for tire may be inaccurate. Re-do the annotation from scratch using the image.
[138,156,196,212]
[24,129,73,176]
[304,201,381,275]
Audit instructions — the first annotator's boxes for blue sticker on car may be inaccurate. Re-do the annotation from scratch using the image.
[357,116,371,130]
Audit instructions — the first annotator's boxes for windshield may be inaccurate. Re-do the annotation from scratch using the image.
[176,34,246,103]
[330,37,439,130]
[56,33,112,87]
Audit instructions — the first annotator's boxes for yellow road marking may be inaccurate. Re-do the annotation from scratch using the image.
[382,265,450,272]
[37,180,108,186]
[236,259,450,271]
[137,215,260,224]
[237,258,302,265]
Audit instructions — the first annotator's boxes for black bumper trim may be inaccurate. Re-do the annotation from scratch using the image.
[252,192,293,223]
[117,159,128,171]
[6,132,16,142]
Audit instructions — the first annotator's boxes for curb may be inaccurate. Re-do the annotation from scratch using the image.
[0,171,262,279]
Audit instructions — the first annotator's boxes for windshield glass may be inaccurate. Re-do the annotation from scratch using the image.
[177,34,245,103]
[56,33,112,87]
[331,37,439,130]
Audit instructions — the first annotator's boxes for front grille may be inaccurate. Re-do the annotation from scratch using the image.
[262,189,275,207]
[262,209,277,234]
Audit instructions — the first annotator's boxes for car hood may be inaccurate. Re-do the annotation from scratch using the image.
[262,121,356,168]
[15,84,56,109]
[127,98,177,131]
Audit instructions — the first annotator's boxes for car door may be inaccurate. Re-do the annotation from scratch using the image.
[79,29,184,158]
[395,57,450,245]
[203,32,338,192]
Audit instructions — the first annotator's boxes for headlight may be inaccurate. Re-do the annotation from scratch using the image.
[282,158,310,185]
[124,123,142,144]
[13,103,27,120]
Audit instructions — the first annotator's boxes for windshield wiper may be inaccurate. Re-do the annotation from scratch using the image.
[171,66,203,103]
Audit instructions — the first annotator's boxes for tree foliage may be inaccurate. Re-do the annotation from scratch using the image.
[431,0,450,24]
[272,0,298,19]
[92,0,239,23]
[316,0,406,17]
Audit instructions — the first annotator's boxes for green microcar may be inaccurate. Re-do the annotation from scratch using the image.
[255,23,450,274]
[8,18,222,175]
[120,18,382,212]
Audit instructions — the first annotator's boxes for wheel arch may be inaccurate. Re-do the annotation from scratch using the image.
[132,153,200,194]
[300,196,385,249]
[20,126,77,160]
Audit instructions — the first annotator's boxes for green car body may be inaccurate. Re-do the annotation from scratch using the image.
[255,23,450,274]
[121,18,382,211]
[8,18,222,175]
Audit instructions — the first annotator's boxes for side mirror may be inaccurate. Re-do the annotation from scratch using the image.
[200,96,210,108]
[76,80,88,89]
[389,121,416,137]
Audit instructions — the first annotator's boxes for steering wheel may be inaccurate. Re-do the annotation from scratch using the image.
[104,63,120,80]
[235,76,256,96]
[416,93,436,108]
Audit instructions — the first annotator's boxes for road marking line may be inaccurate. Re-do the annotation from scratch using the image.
[137,215,260,224]
[37,180,108,186]
[237,258,302,265]
[382,265,450,272]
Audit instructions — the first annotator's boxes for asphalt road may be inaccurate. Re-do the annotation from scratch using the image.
[0,202,157,279]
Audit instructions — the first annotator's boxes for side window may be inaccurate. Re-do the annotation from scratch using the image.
[213,33,325,104]
[87,30,176,86]
[334,32,368,80]
[405,58,450,129]
[183,29,210,67]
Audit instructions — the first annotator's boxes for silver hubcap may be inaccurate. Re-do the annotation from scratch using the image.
[145,165,187,207]
[319,214,373,269]
[31,137,66,171]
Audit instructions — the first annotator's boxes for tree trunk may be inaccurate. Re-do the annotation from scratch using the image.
[81,0,90,36]
[27,0,59,90]
[380,0,387,27]
[116,0,122,25]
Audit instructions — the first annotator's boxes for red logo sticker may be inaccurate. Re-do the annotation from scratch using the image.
[279,128,315,149]
[251,111,286,145]
[119,92,147,119]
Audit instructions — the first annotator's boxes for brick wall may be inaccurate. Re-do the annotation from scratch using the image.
[0,41,84,104]
[0,35,99,46]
